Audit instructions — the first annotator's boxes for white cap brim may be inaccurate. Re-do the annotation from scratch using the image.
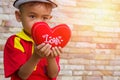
[13,0,57,9]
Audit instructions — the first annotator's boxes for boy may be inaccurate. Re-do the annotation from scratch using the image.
[4,0,62,80]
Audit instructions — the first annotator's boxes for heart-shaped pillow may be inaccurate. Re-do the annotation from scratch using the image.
[31,22,71,48]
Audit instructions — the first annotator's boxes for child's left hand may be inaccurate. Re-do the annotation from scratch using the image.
[49,47,63,58]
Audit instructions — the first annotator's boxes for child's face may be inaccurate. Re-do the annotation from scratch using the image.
[15,2,52,36]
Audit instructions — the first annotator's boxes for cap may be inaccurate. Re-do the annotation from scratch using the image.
[13,0,58,9]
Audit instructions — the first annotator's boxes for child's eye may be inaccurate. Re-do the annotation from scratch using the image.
[43,17,49,21]
[29,15,36,19]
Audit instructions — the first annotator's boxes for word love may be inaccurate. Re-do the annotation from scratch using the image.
[31,22,71,48]
[42,34,63,45]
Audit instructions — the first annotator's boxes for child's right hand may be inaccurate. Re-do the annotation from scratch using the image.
[34,43,52,58]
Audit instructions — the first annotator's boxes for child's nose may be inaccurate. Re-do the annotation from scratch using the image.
[37,18,47,22]
[36,19,43,22]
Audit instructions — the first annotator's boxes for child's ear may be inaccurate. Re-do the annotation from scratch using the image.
[15,10,21,22]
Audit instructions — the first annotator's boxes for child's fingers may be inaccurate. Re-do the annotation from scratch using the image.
[45,51,51,56]
[50,51,54,57]
[39,44,52,57]
[55,47,61,56]
[58,47,63,53]
[52,47,58,57]
[36,43,45,49]
[52,47,61,57]
[35,43,52,57]
[39,44,51,53]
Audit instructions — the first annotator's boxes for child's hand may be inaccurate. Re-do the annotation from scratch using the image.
[34,43,52,58]
[49,47,63,58]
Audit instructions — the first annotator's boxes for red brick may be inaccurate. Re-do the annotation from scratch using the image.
[96,43,116,49]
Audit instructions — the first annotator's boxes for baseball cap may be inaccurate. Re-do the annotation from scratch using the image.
[13,0,58,9]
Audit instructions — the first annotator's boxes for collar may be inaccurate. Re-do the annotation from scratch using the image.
[16,30,34,43]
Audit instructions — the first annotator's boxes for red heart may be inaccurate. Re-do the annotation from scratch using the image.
[31,22,71,48]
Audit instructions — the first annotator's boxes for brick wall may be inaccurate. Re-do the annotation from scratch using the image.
[0,0,120,80]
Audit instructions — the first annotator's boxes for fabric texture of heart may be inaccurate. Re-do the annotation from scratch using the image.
[31,22,71,48]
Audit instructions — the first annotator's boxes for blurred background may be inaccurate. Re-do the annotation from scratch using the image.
[0,0,120,80]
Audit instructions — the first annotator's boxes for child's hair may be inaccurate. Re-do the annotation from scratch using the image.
[19,2,53,12]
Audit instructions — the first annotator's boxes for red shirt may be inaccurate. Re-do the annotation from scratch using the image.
[4,31,60,80]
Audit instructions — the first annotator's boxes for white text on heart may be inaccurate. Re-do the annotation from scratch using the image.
[42,34,63,45]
